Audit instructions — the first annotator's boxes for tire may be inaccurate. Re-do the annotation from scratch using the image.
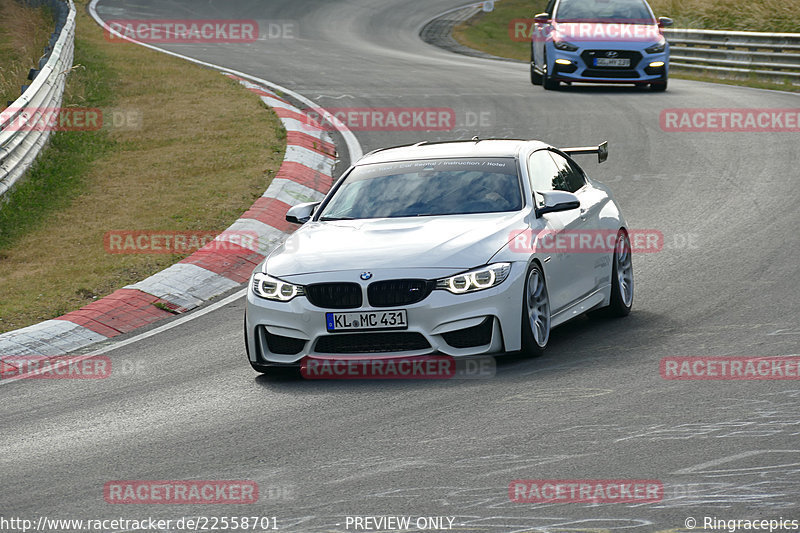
[530,61,543,85]
[521,262,551,356]
[589,230,634,318]
[650,76,668,92]
[543,76,559,90]
[530,46,543,85]
[542,52,559,90]
[543,70,559,90]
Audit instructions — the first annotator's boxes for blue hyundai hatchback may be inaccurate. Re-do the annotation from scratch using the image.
[530,0,672,90]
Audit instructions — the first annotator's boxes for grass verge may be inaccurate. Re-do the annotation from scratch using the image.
[647,0,800,33]
[452,0,800,92]
[0,0,54,106]
[452,0,546,61]
[0,0,286,333]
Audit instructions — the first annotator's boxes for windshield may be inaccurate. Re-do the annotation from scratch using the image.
[318,158,522,220]
[555,0,655,23]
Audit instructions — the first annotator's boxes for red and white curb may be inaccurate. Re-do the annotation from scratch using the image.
[0,75,337,360]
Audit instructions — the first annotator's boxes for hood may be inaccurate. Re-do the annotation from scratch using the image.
[266,212,527,276]
[553,21,662,45]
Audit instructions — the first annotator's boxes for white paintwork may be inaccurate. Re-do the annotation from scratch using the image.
[247,139,628,362]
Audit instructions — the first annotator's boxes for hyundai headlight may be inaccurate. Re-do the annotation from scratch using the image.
[252,272,305,301]
[553,40,579,51]
[645,38,666,54]
[436,263,511,294]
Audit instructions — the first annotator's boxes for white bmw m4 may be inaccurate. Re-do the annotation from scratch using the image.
[245,138,633,374]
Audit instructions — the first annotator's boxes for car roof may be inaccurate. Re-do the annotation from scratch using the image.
[356,139,551,166]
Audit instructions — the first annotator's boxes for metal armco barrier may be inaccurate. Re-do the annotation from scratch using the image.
[664,28,800,85]
[0,0,76,199]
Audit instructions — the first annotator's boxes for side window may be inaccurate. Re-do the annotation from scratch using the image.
[545,0,557,16]
[527,150,560,204]
[549,152,586,193]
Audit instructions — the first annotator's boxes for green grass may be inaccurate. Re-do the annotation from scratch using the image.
[0,0,286,333]
[0,32,115,251]
[648,0,800,32]
[0,0,54,109]
[452,0,546,62]
[0,0,54,106]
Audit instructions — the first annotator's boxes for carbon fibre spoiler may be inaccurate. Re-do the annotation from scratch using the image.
[561,140,608,164]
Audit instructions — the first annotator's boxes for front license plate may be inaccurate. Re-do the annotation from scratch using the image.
[326,310,408,332]
[595,58,630,67]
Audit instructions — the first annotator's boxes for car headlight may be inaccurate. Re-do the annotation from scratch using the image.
[252,272,305,301]
[553,40,578,52]
[436,263,511,294]
[645,39,666,54]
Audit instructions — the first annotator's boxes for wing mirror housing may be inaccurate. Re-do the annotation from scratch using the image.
[534,12,551,24]
[658,17,674,28]
[285,201,321,224]
[536,191,581,216]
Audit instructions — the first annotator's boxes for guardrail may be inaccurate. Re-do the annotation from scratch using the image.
[664,28,800,85]
[0,0,76,199]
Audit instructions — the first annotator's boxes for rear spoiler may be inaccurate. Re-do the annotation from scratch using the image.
[561,140,608,164]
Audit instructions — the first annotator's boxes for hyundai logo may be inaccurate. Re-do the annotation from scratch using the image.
[360,272,373,280]
[606,51,619,58]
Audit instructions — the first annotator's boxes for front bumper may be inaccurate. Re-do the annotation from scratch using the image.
[549,46,668,84]
[245,263,528,364]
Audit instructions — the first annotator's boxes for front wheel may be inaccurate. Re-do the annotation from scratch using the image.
[530,49,543,85]
[589,230,634,318]
[521,263,551,356]
[650,75,668,92]
[542,53,560,90]
[530,62,543,85]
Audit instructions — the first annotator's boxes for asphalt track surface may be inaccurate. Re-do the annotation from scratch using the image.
[2,1,799,531]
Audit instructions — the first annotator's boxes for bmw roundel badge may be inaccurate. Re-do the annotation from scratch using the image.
[360,272,373,280]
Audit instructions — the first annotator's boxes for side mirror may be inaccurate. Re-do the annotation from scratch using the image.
[285,201,321,224]
[536,191,580,216]
[658,17,673,28]
[534,12,551,24]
